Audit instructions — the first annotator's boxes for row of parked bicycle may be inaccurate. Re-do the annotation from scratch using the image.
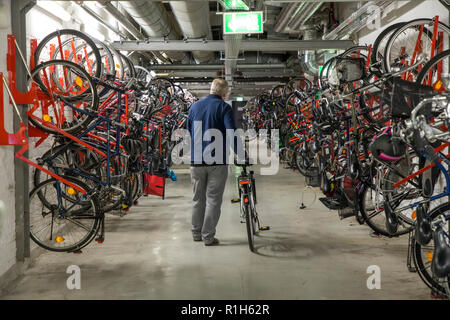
[242,17,450,299]
[16,29,197,253]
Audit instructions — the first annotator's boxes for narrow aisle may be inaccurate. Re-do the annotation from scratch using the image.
[0,166,429,299]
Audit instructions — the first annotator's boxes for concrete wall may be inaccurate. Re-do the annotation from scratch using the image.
[0,0,17,280]
[353,0,450,45]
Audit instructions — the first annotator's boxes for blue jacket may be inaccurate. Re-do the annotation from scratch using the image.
[186,94,236,165]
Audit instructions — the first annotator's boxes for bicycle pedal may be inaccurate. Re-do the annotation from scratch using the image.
[133,200,139,206]
[260,226,270,231]
[95,236,104,244]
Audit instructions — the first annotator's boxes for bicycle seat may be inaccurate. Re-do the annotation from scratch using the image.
[431,226,450,278]
[415,204,432,246]
[235,161,252,167]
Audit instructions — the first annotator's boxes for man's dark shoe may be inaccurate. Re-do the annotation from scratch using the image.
[193,235,202,241]
[231,198,240,203]
[204,238,220,246]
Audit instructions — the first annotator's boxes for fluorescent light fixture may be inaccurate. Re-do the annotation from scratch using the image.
[236,97,244,101]
[37,1,72,22]
[219,0,249,11]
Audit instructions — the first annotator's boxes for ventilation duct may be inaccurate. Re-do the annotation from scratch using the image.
[119,0,186,62]
[288,2,323,31]
[224,34,243,85]
[299,28,319,77]
[170,1,214,63]
[273,2,302,33]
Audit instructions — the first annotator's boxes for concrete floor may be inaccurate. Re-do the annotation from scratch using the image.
[0,165,430,299]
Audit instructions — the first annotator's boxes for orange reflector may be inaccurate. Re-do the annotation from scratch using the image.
[433,80,443,91]
[43,114,51,122]
[244,198,249,203]
[67,188,76,195]
[427,251,433,262]
[412,210,417,220]
[55,236,65,243]
[239,180,250,185]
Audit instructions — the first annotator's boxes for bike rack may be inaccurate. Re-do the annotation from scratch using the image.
[0,34,87,193]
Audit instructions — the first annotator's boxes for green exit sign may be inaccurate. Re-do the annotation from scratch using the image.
[219,0,249,10]
[223,11,263,35]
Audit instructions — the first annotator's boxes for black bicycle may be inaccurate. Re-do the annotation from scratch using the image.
[236,162,269,252]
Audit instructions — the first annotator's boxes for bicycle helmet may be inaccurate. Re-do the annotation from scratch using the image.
[415,204,432,246]
[431,226,450,278]
[369,128,406,162]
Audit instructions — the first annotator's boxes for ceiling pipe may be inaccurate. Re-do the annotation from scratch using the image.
[119,0,187,62]
[273,2,301,33]
[170,1,214,64]
[98,1,145,40]
[322,1,393,40]
[224,34,243,85]
[288,2,323,31]
[96,1,170,64]
[74,1,127,39]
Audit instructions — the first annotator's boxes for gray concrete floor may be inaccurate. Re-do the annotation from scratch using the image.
[0,166,430,299]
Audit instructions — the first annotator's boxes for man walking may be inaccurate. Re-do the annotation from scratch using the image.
[186,78,237,246]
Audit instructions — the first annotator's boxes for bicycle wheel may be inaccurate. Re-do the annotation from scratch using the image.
[371,23,406,75]
[34,29,102,79]
[413,201,450,295]
[29,176,101,252]
[416,48,450,87]
[33,143,102,192]
[242,195,255,252]
[28,60,99,135]
[383,19,450,80]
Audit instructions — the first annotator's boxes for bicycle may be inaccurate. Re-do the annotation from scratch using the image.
[235,160,269,252]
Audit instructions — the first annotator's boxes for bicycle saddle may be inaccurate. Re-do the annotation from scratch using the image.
[384,200,399,235]
[431,226,450,278]
[415,204,432,246]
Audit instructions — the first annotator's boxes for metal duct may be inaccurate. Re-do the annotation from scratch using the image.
[170,1,213,63]
[119,0,186,62]
[288,2,323,31]
[323,1,393,40]
[299,28,318,77]
[224,34,242,85]
[273,2,301,33]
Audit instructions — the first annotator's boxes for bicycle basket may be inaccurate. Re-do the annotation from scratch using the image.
[390,77,434,118]
[335,57,366,84]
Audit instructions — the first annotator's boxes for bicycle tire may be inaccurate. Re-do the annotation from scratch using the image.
[371,22,406,76]
[413,201,450,295]
[28,60,99,135]
[416,48,450,85]
[29,176,101,252]
[242,195,255,252]
[383,19,450,77]
[34,29,102,80]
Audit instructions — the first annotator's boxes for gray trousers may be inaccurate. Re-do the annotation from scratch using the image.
[190,165,228,243]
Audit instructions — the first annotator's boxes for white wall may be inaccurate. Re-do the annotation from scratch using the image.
[357,0,449,46]
[0,0,17,280]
